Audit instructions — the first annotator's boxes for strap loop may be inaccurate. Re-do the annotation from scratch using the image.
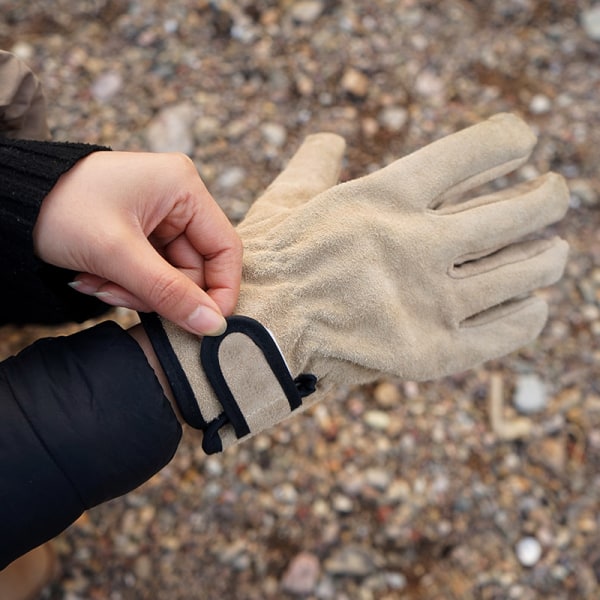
[200,315,317,454]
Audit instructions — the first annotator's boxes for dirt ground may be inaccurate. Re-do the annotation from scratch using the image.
[1,1,599,598]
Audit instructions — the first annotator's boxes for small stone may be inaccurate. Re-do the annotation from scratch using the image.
[324,547,378,577]
[90,71,123,102]
[385,571,408,590]
[204,456,223,477]
[581,5,600,41]
[217,166,247,189]
[569,179,599,207]
[373,381,401,408]
[528,437,566,473]
[415,69,444,97]
[273,482,298,504]
[134,555,153,580]
[341,68,370,98]
[364,468,391,491]
[290,1,324,24]
[529,94,552,115]
[10,41,34,61]
[364,410,390,430]
[145,103,195,155]
[194,116,221,144]
[332,494,353,513]
[281,552,321,595]
[378,106,408,132]
[516,537,542,567]
[261,122,287,147]
[513,374,547,415]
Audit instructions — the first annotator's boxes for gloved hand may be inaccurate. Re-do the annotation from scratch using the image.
[142,113,569,453]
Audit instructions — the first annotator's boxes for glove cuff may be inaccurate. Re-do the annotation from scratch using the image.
[141,314,317,454]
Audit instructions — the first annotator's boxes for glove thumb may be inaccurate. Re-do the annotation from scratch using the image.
[247,132,346,218]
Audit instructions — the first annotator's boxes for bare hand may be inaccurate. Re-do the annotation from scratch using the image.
[33,151,242,336]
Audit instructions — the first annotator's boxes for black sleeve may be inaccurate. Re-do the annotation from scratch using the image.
[0,320,182,568]
[0,137,112,325]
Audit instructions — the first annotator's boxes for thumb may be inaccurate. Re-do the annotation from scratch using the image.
[250,132,346,213]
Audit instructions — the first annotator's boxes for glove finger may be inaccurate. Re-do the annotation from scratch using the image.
[355,113,536,210]
[248,133,346,214]
[452,237,568,323]
[444,172,569,258]
[455,295,549,368]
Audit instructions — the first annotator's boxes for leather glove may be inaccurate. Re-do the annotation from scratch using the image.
[142,113,569,453]
[0,51,50,140]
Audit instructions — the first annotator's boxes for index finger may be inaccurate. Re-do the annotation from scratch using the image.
[185,196,243,316]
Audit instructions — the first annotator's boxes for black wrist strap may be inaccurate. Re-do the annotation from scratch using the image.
[200,315,317,454]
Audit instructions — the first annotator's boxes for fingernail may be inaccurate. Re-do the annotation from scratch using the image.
[68,280,98,295]
[187,306,227,336]
[93,291,132,308]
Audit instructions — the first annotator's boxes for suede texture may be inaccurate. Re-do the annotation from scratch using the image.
[153,113,570,451]
[0,51,50,140]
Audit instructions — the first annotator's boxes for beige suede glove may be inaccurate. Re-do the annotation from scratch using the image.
[142,113,569,453]
[0,51,50,140]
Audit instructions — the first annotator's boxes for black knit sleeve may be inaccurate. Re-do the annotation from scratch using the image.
[0,321,182,568]
[0,138,112,325]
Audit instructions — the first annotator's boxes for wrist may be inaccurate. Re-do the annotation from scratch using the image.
[127,323,183,423]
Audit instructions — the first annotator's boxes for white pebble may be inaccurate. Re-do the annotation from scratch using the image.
[261,122,287,147]
[364,410,390,430]
[290,1,324,24]
[378,106,408,132]
[582,5,600,41]
[217,166,246,189]
[529,94,552,114]
[513,373,547,415]
[91,71,123,102]
[516,537,542,567]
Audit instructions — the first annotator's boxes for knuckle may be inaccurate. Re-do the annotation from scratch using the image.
[169,152,196,174]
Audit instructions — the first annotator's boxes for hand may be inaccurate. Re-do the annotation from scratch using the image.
[33,151,243,336]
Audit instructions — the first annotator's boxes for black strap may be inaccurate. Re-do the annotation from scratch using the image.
[200,315,317,454]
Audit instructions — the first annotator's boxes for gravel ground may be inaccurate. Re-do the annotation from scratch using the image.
[1,1,599,598]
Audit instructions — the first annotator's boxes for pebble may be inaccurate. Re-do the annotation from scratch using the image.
[569,179,599,207]
[134,555,153,580]
[144,103,195,155]
[324,547,378,577]
[281,552,321,595]
[273,482,299,504]
[364,410,390,430]
[516,537,543,567]
[513,374,547,415]
[10,41,34,61]
[90,71,123,102]
[261,122,287,147]
[332,494,354,513]
[414,69,444,98]
[378,106,408,132]
[341,68,370,98]
[373,381,401,408]
[217,166,247,189]
[364,468,391,491]
[581,5,600,41]
[529,94,552,115]
[290,1,324,24]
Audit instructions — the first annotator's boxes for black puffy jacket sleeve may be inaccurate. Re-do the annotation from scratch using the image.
[0,139,183,567]
[0,321,182,568]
